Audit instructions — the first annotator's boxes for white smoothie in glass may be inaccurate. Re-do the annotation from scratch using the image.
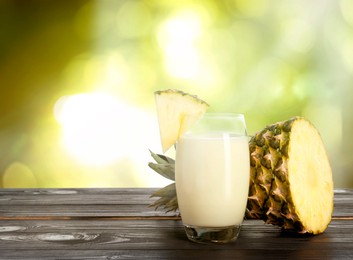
[175,133,250,227]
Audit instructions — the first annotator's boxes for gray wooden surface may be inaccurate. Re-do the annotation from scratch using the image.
[0,188,352,259]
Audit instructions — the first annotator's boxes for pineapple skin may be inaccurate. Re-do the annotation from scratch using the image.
[246,117,334,234]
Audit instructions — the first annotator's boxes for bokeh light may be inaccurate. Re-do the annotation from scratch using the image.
[158,9,203,79]
[55,93,126,165]
[3,162,37,188]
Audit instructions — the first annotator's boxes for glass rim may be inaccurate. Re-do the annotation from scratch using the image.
[184,112,247,136]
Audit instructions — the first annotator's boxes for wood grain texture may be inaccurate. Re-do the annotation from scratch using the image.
[0,188,352,259]
[0,188,176,218]
[1,188,352,217]
[0,219,352,259]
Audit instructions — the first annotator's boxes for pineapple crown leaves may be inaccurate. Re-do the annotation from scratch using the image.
[148,150,175,181]
[148,150,178,212]
[149,183,178,213]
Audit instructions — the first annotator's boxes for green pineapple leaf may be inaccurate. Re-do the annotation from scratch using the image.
[148,151,178,212]
[149,183,178,212]
[148,150,175,181]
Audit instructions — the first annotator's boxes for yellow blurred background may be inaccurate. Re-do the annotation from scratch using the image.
[0,0,352,188]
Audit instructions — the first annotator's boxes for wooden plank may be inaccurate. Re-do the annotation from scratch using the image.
[333,189,353,217]
[1,188,352,218]
[2,188,352,206]
[0,188,176,218]
[0,219,351,247]
[0,188,156,205]
[0,204,176,218]
[0,249,352,260]
[0,219,352,259]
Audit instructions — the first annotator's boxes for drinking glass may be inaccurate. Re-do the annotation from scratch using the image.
[175,113,250,244]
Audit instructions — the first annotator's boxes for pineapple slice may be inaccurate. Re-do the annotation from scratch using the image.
[247,117,334,234]
[154,89,209,153]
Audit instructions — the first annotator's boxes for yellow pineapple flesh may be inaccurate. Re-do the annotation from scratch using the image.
[154,89,209,153]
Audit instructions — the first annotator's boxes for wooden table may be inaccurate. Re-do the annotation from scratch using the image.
[0,188,352,259]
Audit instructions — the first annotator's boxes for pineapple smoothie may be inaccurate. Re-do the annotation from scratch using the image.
[175,133,250,227]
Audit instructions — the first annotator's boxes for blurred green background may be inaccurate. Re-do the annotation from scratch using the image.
[1,0,352,188]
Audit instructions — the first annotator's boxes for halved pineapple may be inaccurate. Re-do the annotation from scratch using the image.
[247,117,334,234]
[154,89,209,152]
